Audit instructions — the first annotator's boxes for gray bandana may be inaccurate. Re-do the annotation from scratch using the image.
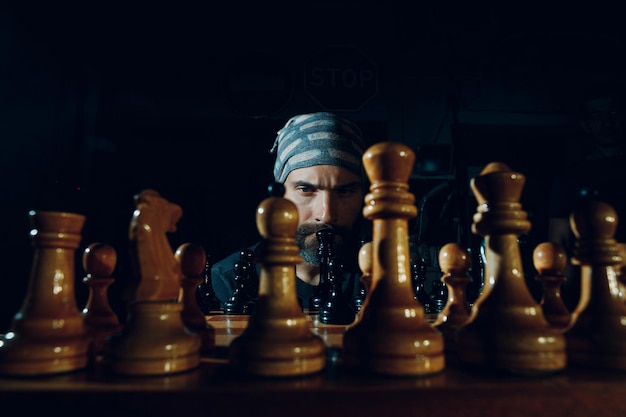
[270,112,366,183]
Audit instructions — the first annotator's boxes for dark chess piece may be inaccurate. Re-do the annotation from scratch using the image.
[309,228,334,313]
[319,257,357,325]
[352,237,371,312]
[240,249,259,305]
[412,255,433,314]
[223,259,253,315]
[430,279,448,314]
[352,277,367,314]
[196,254,221,314]
[353,241,373,320]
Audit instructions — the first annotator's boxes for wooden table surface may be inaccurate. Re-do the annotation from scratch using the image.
[2,313,626,417]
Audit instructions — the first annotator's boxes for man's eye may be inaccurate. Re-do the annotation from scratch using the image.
[297,186,314,193]
[336,187,358,197]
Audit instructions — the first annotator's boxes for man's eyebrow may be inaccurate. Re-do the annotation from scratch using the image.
[288,180,362,189]
[290,180,316,187]
[336,181,362,189]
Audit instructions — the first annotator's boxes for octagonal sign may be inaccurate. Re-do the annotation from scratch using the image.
[305,46,378,112]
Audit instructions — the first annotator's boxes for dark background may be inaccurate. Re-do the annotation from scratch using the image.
[1,1,624,329]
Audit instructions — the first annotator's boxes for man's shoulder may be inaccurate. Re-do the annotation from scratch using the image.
[212,242,261,273]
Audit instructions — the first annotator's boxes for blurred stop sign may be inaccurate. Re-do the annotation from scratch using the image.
[305,46,378,111]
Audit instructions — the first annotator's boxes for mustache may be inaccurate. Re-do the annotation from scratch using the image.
[295,224,350,241]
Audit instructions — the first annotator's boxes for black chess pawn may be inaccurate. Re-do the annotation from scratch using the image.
[309,229,334,313]
[196,254,221,315]
[319,258,357,325]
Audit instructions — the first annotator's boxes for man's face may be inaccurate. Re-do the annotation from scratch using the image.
[282,165,364,265]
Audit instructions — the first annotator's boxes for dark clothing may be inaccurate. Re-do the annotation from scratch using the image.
[211,242,364,310]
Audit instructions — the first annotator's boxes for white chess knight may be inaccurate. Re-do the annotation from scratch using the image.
[102,189,201,376]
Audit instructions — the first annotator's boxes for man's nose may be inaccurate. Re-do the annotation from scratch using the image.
[314,192,337,224]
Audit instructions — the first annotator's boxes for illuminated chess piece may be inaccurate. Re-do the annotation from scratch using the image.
[616,242,626,297]
[533,242,572,329]
[566,200,626,370]
[455,163,586,375]
[229,194,326,377]
[103,189,201,375]
[176,242,216,355]
[342,141,445,377]
[0,211,90,375]
[82,242,122,360]
[432,243,472,357]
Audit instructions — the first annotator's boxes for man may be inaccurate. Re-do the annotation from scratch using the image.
[211,112,370,310]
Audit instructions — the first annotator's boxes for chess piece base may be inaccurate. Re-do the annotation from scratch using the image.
[343,318,445,377]
[104,301,201,376]
[456,326,567,375]
[230,316,326,377]
[0,331,89,376]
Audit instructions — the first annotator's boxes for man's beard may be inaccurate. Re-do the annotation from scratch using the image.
[295,223,350,266]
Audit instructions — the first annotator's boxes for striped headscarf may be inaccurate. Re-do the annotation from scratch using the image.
[270,112,366,183]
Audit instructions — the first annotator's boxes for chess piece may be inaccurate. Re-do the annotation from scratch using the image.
[455,162,586,375]
[412,254,433,314]
[566,200,626,370]
[309,229,335,313]
[82,242,122,360]
[430,280,448,314]
[319,257,357,325]
[176,242,216,355]
[533,242,572,329]
[240,249,259,312]
[196,254,221,314]
[352,239,371,313]
[432,243,472,356]
[616,242,626,297]
[103,189,201,375]
[0,211,90,375]
[355,241,373,316]
[223,257,254,315]
[342,141,445,376]
[229,194,326,377]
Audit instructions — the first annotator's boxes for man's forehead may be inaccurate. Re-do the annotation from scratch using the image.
[286,165,362,185]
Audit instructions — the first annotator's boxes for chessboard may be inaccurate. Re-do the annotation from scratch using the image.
[3,142,626,416]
